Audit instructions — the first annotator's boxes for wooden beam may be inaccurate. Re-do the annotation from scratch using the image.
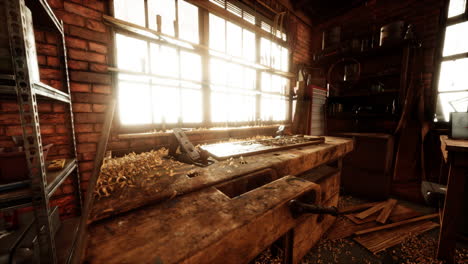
[354,202,387,220]
[338,202,380,215]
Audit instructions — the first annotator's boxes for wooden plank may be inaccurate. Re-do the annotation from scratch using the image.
[354,213,439,236]
[376,199,398,224]
[354,221,439,253]
[440,135,468,153]
[354,202,387,219]
[338,202,380,215]
[326,217,377,241]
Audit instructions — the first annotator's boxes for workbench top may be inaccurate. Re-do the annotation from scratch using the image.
[90,137,353,222]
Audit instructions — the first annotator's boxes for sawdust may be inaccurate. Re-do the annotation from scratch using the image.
[95,148,184,199]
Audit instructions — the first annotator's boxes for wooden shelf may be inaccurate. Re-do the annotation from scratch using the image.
[329,89,399,99]
[0,159,77,210]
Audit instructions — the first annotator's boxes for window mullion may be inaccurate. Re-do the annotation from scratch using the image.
[200,8,211,126]
[255,22,261,124]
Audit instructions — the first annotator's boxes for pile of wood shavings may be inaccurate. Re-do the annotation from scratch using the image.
[95,148,183,199]
[253,248,283,264]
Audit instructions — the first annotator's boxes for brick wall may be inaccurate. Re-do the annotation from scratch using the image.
[0,0,316,217]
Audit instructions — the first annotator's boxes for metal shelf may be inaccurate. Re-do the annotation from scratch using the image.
[25,0,64,34]
[0,82,71,103]
[0,159,77,209]
[55,217,80,264]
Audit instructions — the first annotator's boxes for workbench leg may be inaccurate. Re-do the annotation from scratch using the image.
[437,165,466,264]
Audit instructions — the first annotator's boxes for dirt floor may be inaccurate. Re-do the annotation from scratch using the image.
[254,195,468,264]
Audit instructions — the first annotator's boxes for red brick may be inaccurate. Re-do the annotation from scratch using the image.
[55,125,67,133]
[70,82,91,92]
[38,103,52,112]
[0,114,20,125]
[82,0,106,12]
[72,93,111,103]
[47,0,63,9]
[68,60,89,71]
[70,71,111,84]
[49,80,63,90]
[40,68,61,79]
[90,63,108,73]
[68,25,108,43]
[75,124,94,133]
[78,160,94,171]
[45,32,58,44]
[77,143,96,153]
[37,55,47,65]
[40,113,66,124]
[88,42,107,54]
[94,123,103,132]
[47,56,60,67]
[5,126,23,136]
[65,37,87,50]
[53,104,66,113]
[92,84,111,94]
[73,103,93,112]
[34,31,45,42]
[42,135,69,145]
[55,10,86,27]
[62,184,75,195]
[77,133,100,143]
[92,104,107,112]
[68,49,106,63]
[81,152,97,161]
[81,171,92,181]
[86,19,107,33]
[36,43,58,56]
[40,125,55,134]
[108,141,130,150]
[75,113,105,123]
[64,2,102,20]
[1,102,19,112]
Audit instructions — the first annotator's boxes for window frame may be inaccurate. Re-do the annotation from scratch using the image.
[434,0,468,124]
[109,0,293,133]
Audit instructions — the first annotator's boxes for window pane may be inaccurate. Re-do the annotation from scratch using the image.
[227,63,243,88]
[180,52,201,82]
[437,91,468,121]
[152,86,179,123]
[114,0,145,26]
[211,92,255,122]
[443,21,468,57]
[227,22,242,57]
[261,72,272,92]
[210,58,228,86]
[181,89,202,123]
[448,0,466,18]
[148,0,176,36]
[438,58,468,92]
[281,47,289,72]
[209,14,226,52]
[260,38,271,66]
[179,0,199,43]
[243,68,256,90]
[116,34,148,73]
[261,95,287,121]
[271,43,281,70]
[119,81,152,125]
[150,44,178,77]
[243,29,255,62]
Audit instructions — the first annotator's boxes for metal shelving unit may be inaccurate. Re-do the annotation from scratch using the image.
[1,0,82,263]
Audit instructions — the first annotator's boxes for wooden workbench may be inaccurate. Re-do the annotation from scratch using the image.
[437,136,468,264]
[84,137,353,264]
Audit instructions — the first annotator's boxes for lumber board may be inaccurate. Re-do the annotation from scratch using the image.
[326,216,378,241]
[89,137,353,222]
[376,199,398,224]
[338,202,380,215]
[355,202,387,219]
[354,213,439,235]
[354,221,439,253]
[346,204,421,225]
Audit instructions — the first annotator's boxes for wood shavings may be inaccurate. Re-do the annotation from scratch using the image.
[94,148,183,199]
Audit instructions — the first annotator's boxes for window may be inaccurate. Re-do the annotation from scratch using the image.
[113,0,290,128]
[435,0,468,122]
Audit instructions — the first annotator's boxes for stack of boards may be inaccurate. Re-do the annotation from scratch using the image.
[326,199,439,253]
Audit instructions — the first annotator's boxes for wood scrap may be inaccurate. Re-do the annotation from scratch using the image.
[47,159,66,171]
[326,216,378,240]
[345,204,421,225]
[338,201,380,214]
[354,202,387,219]
[345,214,377,225]
[354,213,439,236]
[354,220,439,253]
[376,198,398,224]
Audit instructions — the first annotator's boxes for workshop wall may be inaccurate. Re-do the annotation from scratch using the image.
[0,0,316,217]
